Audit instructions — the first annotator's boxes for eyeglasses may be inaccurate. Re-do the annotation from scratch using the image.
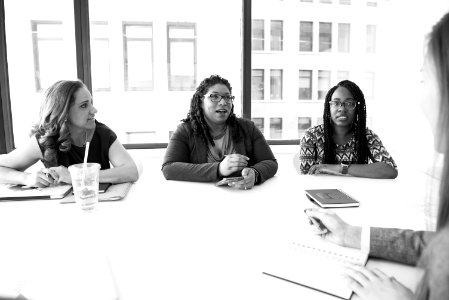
[207,94,235,103]
[329,101,358,110]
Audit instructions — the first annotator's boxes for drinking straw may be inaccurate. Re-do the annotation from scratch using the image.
[81,141,90,188]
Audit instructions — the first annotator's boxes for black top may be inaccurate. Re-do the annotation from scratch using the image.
[36,121,117,170]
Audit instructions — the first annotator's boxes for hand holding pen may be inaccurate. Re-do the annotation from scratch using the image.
[23,168,55,188]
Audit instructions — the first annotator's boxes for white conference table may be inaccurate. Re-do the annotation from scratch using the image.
[0,151,439,300]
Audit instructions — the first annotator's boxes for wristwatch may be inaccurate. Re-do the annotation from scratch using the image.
[341,161,350,175]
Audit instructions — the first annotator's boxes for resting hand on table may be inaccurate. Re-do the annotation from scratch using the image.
[344,265,413,300]
[228,167,256,190]
[23,169,55,188]
[308,164,343,176]
[219,154,249,177]
[304,208,361,249]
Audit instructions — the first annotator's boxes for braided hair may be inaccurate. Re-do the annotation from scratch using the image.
[322,80,367,164]
[30,80,85,167]
[182,75,241,147]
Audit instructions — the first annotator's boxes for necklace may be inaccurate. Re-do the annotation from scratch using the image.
[212,126,227,140]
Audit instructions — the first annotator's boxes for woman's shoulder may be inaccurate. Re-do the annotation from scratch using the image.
[236,117,256,128]
[95,121,115,135]
[306,124,324,136]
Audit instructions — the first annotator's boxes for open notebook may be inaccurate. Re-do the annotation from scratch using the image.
[0,184,72,200]
[263,236,368,299]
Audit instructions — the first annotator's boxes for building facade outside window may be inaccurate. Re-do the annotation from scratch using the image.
[299,21,313,52]
[366,24,376,53]
[251,69,264,100]
[338,23,350,53]
[252,118,264,134]
[299,70,312,100]
[167,23,196,91]
[252,19,264,51]
[298,117,311,138]
[270,69,282,100]
[318,70,331,99]
[270,20,283,51]
[270,118,282,139]
[319,22,332,52]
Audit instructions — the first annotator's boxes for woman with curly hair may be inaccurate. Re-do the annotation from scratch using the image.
[298,80,397,179]
[162,74,277,189]
[0,80,139,187]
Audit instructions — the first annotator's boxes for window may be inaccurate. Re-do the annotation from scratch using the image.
[366,24,376,53]
[338,23,350,53]
[367,0,378,7]
[167,23,196,91]
[252,118,264,134]
[270,69,282,100]
[91,21,111,91]
[318,70,331,99]
[299,21,313,52]
[252,69,264,100]
[320,0,332,3]
[317,117,324,125]
[298,117,311,138]
[319,22,332,52]
[252,20,264,51]
[364,72,375,98]
[300,0,313,2]
[270,20,283,51]
[337,71,349,83]
[31,21,65,92]
[123,22,153,91]
[340,0,351,4]
[299,70,312,100]
[270,118,282,139]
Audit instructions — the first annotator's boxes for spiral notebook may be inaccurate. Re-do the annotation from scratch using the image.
[305,189,359,208]
[263,236,368,299]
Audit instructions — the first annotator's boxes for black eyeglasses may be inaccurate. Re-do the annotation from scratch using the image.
[329,101,358,110]
[207,94,235,103]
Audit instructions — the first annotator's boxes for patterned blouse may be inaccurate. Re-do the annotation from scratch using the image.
[299,124,397,174]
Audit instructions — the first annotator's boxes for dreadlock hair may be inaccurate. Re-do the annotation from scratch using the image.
[30,80,85,167]
[322,80,368,164]
[182,74,242,147]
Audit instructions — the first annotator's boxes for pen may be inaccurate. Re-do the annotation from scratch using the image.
[304,210,328,234]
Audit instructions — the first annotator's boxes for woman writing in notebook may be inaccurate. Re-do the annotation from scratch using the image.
[0,80,140,187]
[306,12,449,300]
[298,80,398,179]
[162,74,277,189]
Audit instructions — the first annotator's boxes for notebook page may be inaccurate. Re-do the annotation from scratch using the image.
[264,236,368,299]
[0,184,72,200]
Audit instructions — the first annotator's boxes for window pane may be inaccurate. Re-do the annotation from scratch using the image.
[91,21,111,91]
[340,0,351,4]
[366,24,376,53]
[123,22,153,91]
[299,21,313,52]
[270,69,282,100]
[270,20,283,51]
[89,0,242,143]
[320,0,332,3]
[299,70,312,100]
[318,70,331,99]
[298,117,311,138]
[251,69,264,100]
[319,22,332,52]
[252,118,264,134]
[338,23,350,52]
[270,118,282,139]
[252,19,264,51]
[5,0,77,147]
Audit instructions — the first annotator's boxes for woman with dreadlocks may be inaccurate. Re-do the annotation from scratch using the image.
[162,75,277,189]
[298,80,397,179]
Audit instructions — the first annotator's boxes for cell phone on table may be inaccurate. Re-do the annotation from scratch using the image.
[99,183,112,193]
[215,176,244,186]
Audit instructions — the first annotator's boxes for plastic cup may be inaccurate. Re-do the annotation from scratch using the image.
[68,163,100,211]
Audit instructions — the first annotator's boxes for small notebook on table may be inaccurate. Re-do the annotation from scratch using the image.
[0,184,72,200]
[305,189,359,208]
[263,237,368,299]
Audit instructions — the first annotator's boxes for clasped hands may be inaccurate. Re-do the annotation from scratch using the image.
[308,164,343,175]
[219,154,255,190]
[304,208,414,300]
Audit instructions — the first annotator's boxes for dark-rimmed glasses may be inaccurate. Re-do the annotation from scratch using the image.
[207,94,235,103]
[329,100,358,110]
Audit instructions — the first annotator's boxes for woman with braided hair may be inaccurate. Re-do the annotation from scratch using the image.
[298,80,398,179]
[0,80,140,187]
[162,74,277,189]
